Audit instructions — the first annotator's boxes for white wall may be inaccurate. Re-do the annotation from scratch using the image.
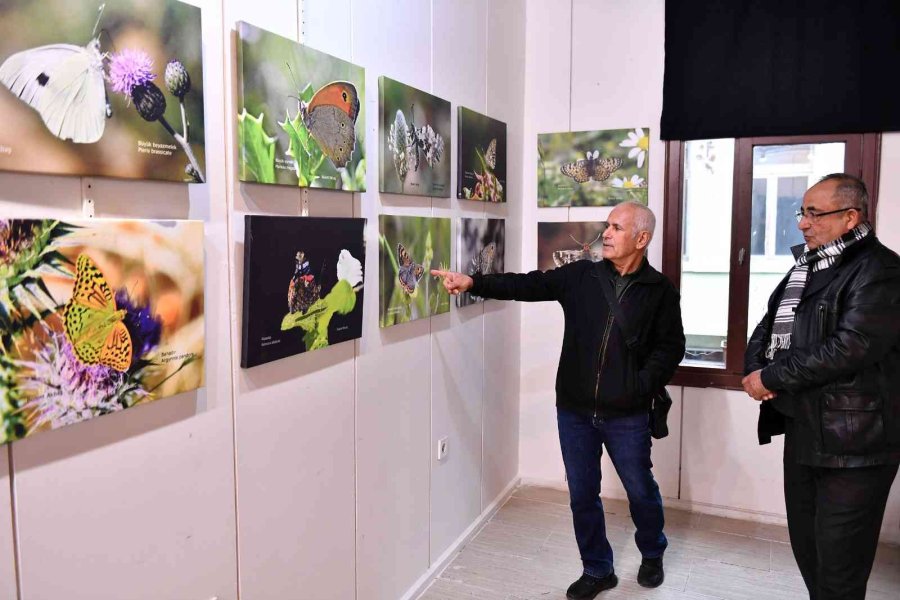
[517,0,900,545]
[0,1,525,600]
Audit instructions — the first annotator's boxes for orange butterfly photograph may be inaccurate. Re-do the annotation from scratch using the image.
[236,21,366,191]
[0,219,205,444]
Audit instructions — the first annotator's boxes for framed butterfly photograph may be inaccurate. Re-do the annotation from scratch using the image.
[538,128,650,207]
[236,21,366,191]
[378,76,451,198]
[457,107,506,202]
[457,218,505,307]
[0,218,205,444]
[240,216,366,368]
[537,221,609,271]
[378,215,450,328]
[0,0,205,182]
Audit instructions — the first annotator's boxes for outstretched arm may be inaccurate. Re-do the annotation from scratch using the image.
[431,266,568,303]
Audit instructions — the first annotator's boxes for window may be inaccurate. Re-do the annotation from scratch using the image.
[662,134,880,388]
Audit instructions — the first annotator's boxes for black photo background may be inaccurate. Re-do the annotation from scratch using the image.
[241,216,365,368]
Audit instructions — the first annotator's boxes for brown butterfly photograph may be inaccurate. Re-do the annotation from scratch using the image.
[236,21,366,190]
[538,128,649,207]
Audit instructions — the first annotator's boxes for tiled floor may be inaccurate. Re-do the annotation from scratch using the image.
[418,485,900,599]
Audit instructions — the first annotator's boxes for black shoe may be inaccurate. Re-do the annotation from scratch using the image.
[637,556,664,588]
[566,572,618,599]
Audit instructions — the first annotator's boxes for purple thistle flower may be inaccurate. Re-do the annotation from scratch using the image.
[17,331,148,430]
[115,289,162,361]
[108,49,156,97]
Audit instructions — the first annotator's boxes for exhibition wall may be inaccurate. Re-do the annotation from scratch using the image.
[517,0,900,544]
[0,1,525,599]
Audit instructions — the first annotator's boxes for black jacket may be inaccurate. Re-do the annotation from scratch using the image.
[471,259,685,417]
[746,235,900,467]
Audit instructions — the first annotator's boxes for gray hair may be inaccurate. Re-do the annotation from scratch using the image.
[818,173,869,221]
[621,201,656,242]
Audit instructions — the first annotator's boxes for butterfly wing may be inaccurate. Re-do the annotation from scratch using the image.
[591,157,623,182]
[484,138,497,170]
[64,254,131,370]
[99,321,132,372]
[69,254,114,309]
[305,104,356,168]
[303,82,360,169]
[397,243,424,294]
[0,41,107,143]
[307,81,359,121]
[552,249,585,268]
[561,159,590,183]
[480,242,496,274]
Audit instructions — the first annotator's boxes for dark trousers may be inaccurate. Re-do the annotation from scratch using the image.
[783,428,898,600]
[557,408,667,578]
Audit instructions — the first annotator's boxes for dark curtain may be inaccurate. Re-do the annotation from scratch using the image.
[661,1,900,141]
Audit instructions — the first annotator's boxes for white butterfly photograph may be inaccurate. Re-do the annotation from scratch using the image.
[538,128,649,207]
[379,76,451,198]
[457,217,505,307]
[458,107,506,202]
[0,0,205,182]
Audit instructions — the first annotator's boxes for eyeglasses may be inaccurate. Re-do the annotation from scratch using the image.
[794,207,855,223]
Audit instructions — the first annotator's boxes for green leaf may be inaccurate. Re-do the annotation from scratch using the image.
[280,107,326,187]
[238,109,276,183]
[280,280,359,351]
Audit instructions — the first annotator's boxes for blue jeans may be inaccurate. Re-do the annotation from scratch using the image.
[557,408,667,578]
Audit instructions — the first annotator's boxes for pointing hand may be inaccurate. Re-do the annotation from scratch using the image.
[430,269,474,295]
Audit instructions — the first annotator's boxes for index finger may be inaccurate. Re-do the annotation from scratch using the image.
[430,269,450,277]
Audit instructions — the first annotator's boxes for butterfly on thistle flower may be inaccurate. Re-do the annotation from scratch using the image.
[287,251,322,315]
[63,253,133,372]
[560,151,622,184]
[397,242,425,295]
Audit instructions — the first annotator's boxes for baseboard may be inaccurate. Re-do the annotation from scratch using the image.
[400,477,521,600]
[518,477,900,545]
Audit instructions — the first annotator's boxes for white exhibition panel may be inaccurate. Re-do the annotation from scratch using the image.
[3,1,239,598]
[481,0,526,510]
[428,0,489,562]
[223,0,357,598]
[0,450,13,600]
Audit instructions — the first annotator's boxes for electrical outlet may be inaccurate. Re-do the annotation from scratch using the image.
[437,436,449,461]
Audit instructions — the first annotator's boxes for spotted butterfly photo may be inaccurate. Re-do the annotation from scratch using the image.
[236,21,366,191]
[0,219,205,444]
[379,76,451,197]
[538,128,649,207]
[457,218,506,307]
[0,0,205,181]
[240,216,365,369]
[458,106,507,202]
[379,215,450,327]
[537,221,608,271]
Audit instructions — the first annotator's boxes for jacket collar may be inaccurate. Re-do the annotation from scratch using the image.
[595,256,663,284]
[787,235,876,301]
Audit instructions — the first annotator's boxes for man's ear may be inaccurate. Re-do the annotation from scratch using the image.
[846,209,862,231]
[636,230,651,250]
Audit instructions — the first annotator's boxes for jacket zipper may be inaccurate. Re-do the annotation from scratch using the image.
[593,280,635,418]
[817,304,827,340]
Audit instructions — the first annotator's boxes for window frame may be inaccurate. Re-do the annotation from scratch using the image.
[662,133,881,389]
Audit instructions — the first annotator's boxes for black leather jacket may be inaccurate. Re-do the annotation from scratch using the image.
[471,258,685,417]
[746,235,900,467]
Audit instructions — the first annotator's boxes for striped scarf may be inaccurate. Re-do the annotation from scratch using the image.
[765,222,872,359]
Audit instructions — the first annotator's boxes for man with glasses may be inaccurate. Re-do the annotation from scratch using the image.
[743,173,900,600]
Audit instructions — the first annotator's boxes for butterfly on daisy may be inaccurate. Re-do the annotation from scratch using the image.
[560,151,622,184]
